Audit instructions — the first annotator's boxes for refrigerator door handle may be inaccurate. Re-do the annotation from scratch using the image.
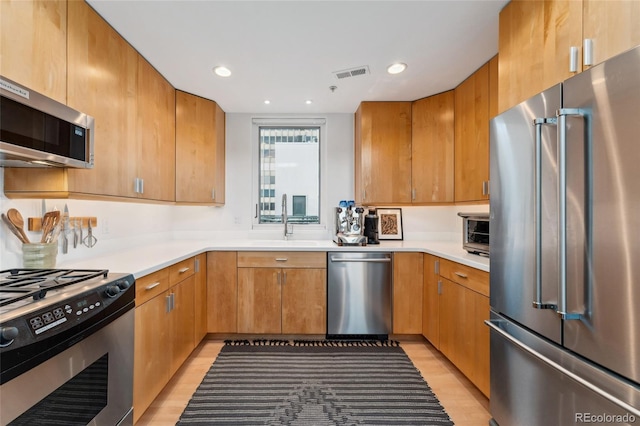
[533,117,558,310]
[486,319,640,418]
[556,108,587,320]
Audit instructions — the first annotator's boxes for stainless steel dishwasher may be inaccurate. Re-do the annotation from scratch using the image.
[327,252,392,339]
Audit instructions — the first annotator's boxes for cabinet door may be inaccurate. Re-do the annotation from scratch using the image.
[438,277,464,368]
[169,275,195,376]
[411,92,454,203]
[583,0,640,68]
[207,251,238,333]
[470,289,490,397]
[454,62,490,202]
[281,268,327,334]
[176,91,226,204]
[0,0,67,103]
[67,0,138,197]
[498,0,582,114]
[422,254,439,348]
[392,252,423,334]
[355,102,412,204]
[237,268,281,334]
[134,292,170,423]
[137,57,176,201]
[194,254,208,344]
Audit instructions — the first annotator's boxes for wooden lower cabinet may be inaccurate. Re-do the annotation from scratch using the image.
[393,252,424,334]
[194,254,208,343]
[237,267,327,334]
[422,254,439,348]
[281,268,326,334]
[421,256,489,397]
[133,257,198,422]
[237,268,282,334]
[236,251,327,335]
[207,251,238,333]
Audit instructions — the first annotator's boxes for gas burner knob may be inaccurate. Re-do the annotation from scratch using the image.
[0,327,19,347]
[116,279,131,291]
[105,285,121,298]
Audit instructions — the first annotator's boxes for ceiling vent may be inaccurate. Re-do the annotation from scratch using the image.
[333,66,370,80]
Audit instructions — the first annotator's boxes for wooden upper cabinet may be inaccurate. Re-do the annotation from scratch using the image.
[411,91,454,204]
[137,57,176,202]
[498,0,582,114]
[176,91,226,204]
[582,0,640,68]
[355,102,412,205]
[455,62,491,203]
[0,0,67,103]
[66,0,139,198]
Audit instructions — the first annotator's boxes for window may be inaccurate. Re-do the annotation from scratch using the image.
[258,126,320,224]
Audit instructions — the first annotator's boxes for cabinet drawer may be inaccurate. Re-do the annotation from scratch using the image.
[439,259,489,297]
[237,251,326,269]
[169,257,195,286]
[136,268,170,305]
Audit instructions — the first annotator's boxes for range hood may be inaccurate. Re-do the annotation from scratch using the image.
[0,76,94,168]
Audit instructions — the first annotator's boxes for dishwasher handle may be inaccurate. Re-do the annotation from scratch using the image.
[329,256,391,263]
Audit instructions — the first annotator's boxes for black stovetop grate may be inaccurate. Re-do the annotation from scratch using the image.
[0,269,109,307]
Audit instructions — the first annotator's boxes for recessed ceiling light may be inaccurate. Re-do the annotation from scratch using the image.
[387,63,407,75]
[264,100,271,105]
[305,100,313,105]
[213,66,231,77]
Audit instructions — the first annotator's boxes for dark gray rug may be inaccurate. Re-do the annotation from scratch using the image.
[176,340,454,425]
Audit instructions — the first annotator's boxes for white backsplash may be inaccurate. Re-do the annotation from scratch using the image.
[0,111,489,269]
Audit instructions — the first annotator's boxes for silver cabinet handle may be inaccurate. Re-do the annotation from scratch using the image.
[556,108,585,320]
[486,319,640,417]
[434,259,440,275]
[170,293,175,311]
[482,181,490,196]
[145,282,160,291]
[275,258,288,262]
[583,38,594,66]
[437,280,442,295]
[212,189,215,200]
[411,188,416,200]
[454,271,468,278]
[532,117,557,310]
[194,258,200,273]
[283,271,286,284]
[330,257,391,263]
[569,46,579,73]
[277,271,281,285]
[178,267,190,274]
[166,295,172,313]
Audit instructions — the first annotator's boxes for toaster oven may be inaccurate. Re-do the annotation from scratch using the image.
[458,212,490,256]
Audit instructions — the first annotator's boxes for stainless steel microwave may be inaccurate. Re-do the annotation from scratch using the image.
[458,212,490,256]
[0,76,94,168]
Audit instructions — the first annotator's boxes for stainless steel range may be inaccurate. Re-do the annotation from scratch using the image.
[0,268,135,426]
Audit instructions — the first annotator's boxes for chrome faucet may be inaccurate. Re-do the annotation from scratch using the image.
[282,193,289,240]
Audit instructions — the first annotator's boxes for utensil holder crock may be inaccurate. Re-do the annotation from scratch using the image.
[22,242,58,268]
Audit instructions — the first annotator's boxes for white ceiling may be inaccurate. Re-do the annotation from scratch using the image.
[87,0,509,114]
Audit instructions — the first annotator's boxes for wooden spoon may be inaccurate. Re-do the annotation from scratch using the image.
[1,213,29,244]
[6,208,30,244]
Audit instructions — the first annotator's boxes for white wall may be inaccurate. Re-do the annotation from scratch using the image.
[0,112,486,269]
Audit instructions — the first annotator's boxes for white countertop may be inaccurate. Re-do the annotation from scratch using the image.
[58,239,490,278]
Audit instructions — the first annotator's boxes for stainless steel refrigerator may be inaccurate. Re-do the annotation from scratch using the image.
[488,45,640,426]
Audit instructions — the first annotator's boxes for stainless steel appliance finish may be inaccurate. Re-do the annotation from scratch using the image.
[0,269,135,425]
[489,45,640,426]
[327,252,392,338]
[0,76,94,168]
[333,205,368,246]
[458,212,490,256]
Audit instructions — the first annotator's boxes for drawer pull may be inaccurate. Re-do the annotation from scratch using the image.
[275,258,288,262]
[145,282,160,291]
[178,267,190,274]
[454,272,468,278]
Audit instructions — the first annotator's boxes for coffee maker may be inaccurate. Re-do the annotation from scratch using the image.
[363,209,380,244]
[333,202,368,246]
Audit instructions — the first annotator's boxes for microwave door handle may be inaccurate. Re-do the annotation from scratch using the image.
[532,117,557,310]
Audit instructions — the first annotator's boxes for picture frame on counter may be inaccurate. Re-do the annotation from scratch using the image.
[377,208,403,240]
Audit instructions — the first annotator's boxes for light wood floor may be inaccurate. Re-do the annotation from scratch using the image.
[136,338,490,426]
